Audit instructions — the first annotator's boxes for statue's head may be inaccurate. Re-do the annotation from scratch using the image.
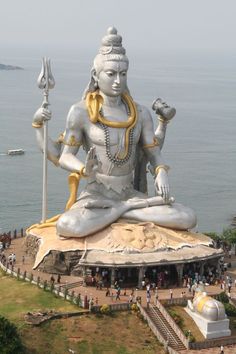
[83,27,130,98]
[93,27,129,75]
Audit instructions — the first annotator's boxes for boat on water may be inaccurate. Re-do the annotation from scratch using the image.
[7,149,25,156]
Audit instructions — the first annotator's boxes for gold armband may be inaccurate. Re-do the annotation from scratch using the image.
[143,137,160,149]
[32,122,43,128]
[158,116,170,124]
[80,166,88,178]
[62,135,82,147]
[155,165,170,175]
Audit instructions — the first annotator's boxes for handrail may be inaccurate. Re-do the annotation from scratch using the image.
[155,300,189,348]
[149,305,182,346]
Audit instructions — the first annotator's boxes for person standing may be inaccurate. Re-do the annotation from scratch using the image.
[50,275,55,284]
[146,291,151,308]
[155,287,158,304]
[116,287,121,301]
[111,291,114,302]
[129,293,133,303]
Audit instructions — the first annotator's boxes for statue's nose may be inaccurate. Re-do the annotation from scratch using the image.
[115,73,120,84]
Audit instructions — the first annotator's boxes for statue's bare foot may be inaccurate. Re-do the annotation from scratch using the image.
[84,200,116,209]
[125,195,174,210]
[147,196,175,206]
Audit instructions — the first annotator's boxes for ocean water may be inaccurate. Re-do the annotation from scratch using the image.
[0,50,236,233]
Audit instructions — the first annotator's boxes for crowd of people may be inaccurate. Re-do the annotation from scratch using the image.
[1,230,236,314]
[0,233,11,250]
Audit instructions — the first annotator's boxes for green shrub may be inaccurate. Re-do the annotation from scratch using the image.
[224,303,236,316]
[0,315,24,353]
[204,232,221,241]
[184,330,196,343]
[131,303,139,312]
[167,309,183,327]
[100,304,110,315]
[215,292,229,304]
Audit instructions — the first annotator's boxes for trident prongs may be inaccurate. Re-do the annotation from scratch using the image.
[37,57,55,108]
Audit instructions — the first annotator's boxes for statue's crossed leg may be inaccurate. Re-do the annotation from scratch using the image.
[56,196,197,237]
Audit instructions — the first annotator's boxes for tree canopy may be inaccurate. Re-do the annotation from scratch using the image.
[0,315,24,354]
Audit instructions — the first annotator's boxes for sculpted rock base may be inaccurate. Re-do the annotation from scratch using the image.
[26,219,222,274]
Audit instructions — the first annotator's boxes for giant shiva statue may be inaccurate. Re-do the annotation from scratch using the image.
[32,27,197,238]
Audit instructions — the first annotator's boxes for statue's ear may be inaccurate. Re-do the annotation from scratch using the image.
[82,67,99,98]
[91,68,98,82]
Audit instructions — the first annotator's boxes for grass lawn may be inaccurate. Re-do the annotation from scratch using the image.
[0,271,79,323]
[0,271,165,354]
[166,305,205,342]
[21,312,165,354]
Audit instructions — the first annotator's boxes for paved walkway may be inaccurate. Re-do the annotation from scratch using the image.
[3,237,233,304]
[181,346,234,354]
[2,236,236,353]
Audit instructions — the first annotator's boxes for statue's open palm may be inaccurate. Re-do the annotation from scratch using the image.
[84,146,99,177]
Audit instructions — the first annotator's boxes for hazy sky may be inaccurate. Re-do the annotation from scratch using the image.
[0,0,235,57]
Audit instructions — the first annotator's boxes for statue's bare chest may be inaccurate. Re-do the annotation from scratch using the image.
[85,119,142,147]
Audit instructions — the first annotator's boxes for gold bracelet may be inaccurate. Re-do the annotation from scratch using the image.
[32,122,43,128]
[80,166,88,178]
[155,165,170,175]
[143,137,160,149]
[57,132,65,143]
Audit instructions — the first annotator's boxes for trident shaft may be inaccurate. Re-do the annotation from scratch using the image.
[37,58,55,223]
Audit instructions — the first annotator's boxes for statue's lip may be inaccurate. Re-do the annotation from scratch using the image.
[112,85,121,90]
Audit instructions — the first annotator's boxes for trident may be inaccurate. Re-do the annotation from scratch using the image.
[37,57,55,223]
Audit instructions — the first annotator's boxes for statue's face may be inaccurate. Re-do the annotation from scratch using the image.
[96,60,128,97]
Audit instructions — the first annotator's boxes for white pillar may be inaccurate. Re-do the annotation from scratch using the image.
[110,268,116,288]
[138,266,147,288]
[175,264,184,286]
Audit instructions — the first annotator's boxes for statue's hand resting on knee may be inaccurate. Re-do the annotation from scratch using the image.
[154,169,170,203]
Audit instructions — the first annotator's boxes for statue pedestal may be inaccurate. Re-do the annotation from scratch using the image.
[185,307,231,339]
[25,220,223,280]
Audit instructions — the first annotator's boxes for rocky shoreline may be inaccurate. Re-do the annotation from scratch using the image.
[232,217,236,227]
[0,63,23,70]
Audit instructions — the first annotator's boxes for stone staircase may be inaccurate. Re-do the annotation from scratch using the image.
[146,304,187,352]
